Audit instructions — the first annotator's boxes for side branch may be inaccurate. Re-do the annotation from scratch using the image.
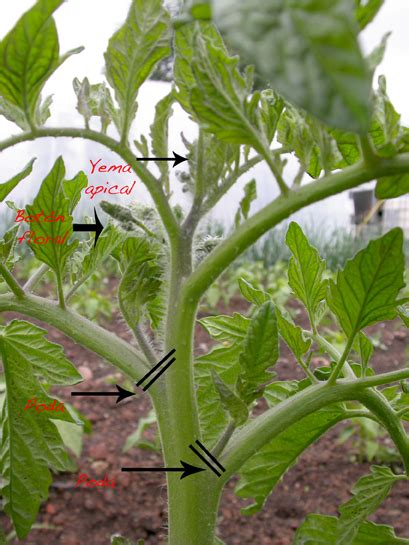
[220,375,409,484]
[0,263,25,298]
[0,293,150,381]
[185,155,409,302]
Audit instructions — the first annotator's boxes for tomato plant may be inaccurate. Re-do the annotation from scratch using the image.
[0,1,409,544]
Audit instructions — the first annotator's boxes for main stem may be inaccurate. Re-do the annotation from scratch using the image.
[154,228,221,545]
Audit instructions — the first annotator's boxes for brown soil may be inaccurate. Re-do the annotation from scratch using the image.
[2,296,409,545]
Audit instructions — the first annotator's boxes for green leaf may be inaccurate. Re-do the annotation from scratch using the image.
[0,0,82,126]
[212,372,248,426]
[196,311,250,443]
[150,93,174,193]
[328,229,405,337]
[337,466,403,545]
[398,305,409,328]
[104,0,171,140]
[286,222,327,325]
[371,76,402,157]
[119,237,162,329]
[238,302,278,403]
[174,24,266,149]
[294,514,409,544]
[54,420,83,458]
[0,320,82,386]
[0,225,19,270]
[336,76,403,170]
[196,343,242,444]
[278,107,343,178]
[276,308,311,362]
[64,171,88,214]
[0,97,30,130]
[0,320,81,538]
[123,410,159,453]
[377,173,409,199]
[0,159,36,202]
[357,332,373,374]
[235,179,256,227]
[199,313,250,342]
[213,0,371,132]
[367,32,391,73]
[238,277,268,306]
[355,0,384,30]
[80,224,123,280]
[73,78,119,133]
[236,383,344,514]
[25,158,85,289]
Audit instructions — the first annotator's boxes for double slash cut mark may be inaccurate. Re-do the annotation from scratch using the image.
[136,348,176,391]
[189,440,226,478]
[70,350,176,402]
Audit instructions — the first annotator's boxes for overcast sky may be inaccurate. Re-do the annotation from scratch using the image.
[0,0,408,233]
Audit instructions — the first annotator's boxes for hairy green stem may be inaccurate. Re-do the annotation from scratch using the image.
[221,377,409,484]
[0,264,25,298]
[0,293,149,380]
[23,264,49,292]
[328,334,355,385]
[344,409,381,424]
[133,324,157,365]
[212,421,236,458]
[65,274,91,301]
[359,135,379,166]
[262,146,289,195]
[185,154,409,302]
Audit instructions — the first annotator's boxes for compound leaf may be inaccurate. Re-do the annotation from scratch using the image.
[199,313,250,342]
[236,384,343,514]
[212,372,248,426]
[237,302,278,404]
[328,229,404,337]
[286,222,327,325]
[0,0,82,127]
[355,0,384,30]
[276,308,311,362]
[174,24,265,149]
[150,93,174,193]
[73,77,119,133]
[0,320,82,386]
[238,277,268,306]
[119,237,162,329]
[357,332,373,374]
[0,320,81,538]
[213,0,372,132]
[105,0,171,140]
[235,180,257,227]
[0,160,36,202]
[0,225,19,271]
[337,466,403,545]
[294,514,409,544]
[25,158,86,290]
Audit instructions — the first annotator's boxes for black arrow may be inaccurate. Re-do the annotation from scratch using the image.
[136,151,188,168]
[73,208,104,247]
[121,460,205,480]
[71,384,135,404]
